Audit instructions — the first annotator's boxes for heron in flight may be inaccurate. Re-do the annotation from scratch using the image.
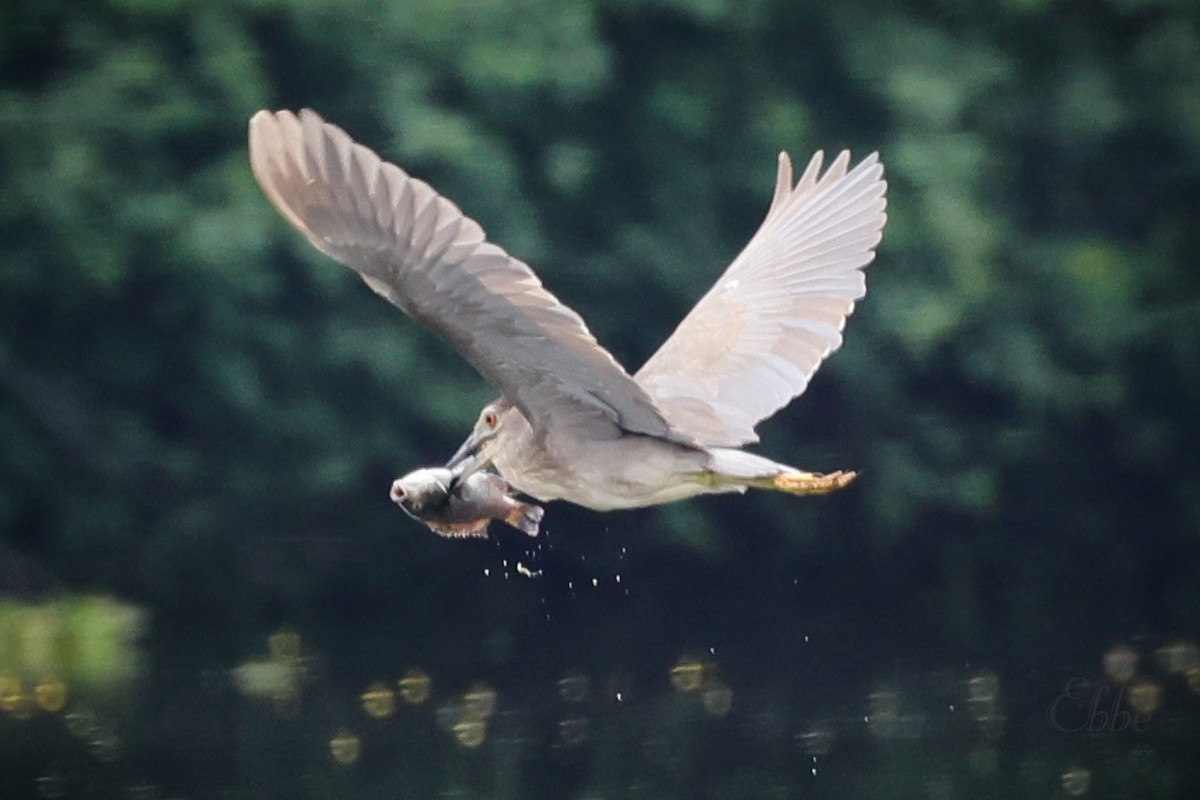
[249,109,886,512]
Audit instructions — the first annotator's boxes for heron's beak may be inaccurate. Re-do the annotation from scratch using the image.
[445,432,492,481]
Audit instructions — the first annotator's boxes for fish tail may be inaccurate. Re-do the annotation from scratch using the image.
[506,502,544,537]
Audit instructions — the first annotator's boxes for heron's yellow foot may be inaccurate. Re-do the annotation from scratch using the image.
[773,469,857,496]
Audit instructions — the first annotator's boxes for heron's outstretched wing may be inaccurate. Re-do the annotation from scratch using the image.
[250,109,680,442]
[635,150,886,446]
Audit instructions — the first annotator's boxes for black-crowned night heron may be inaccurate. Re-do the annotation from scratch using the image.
[249,109,886,512]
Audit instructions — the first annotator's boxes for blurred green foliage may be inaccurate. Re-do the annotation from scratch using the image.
[0,596,144,695]
[0,0,1198,644]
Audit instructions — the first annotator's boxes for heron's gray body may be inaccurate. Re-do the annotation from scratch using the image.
[488,403,805,509]
[484,404,703,508]
[249,109,885,516]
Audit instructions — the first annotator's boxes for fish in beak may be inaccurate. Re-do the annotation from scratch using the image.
[390,466,542,538]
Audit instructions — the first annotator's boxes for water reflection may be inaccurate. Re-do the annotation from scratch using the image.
[328,727,361,765]
[360,681,395,718]
[398,667,432,705]
[2,595,1199,798]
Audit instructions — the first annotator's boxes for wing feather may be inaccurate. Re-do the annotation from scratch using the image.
[250,109,680,442]
[635,150,886,446]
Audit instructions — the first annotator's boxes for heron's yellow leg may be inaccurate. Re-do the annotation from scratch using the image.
[695,467,857,496]
[769,469,857,496]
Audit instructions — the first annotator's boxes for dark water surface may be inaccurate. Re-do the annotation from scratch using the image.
[3,519,1197,800]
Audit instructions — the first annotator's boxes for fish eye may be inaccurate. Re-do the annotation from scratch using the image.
[484,410,498,429]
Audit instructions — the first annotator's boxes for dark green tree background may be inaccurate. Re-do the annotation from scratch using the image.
[1,0,1198,695]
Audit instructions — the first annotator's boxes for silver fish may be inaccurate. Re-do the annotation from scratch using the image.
[389,467,543,538]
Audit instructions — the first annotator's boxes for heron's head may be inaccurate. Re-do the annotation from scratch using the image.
[445,399,511,478]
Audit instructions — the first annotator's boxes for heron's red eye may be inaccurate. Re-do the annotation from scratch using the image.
[484,411,498,428]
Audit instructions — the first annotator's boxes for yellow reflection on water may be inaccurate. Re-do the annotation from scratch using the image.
[453,718,487,748]
[1127,679,1162,714]
[0,671,23,713]
[361,681,395,718]
[462,683,497,721]
[669,657,705,692]
[0,597,143,703]
[329,728,361,765]
[398,668,431,705]
[232,629,309,713]
[34,677,68,713]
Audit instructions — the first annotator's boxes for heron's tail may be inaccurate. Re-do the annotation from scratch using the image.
[704,449,857,497]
